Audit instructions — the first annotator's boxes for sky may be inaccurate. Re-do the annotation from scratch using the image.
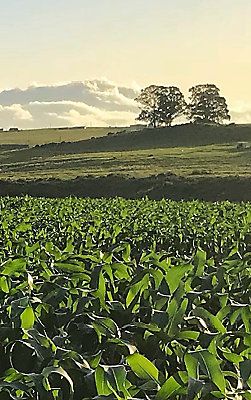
[0,0,250,128]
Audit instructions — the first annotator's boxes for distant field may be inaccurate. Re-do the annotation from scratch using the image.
[1,124,251,182]
[1,143,251,181]
[0,126,124,145]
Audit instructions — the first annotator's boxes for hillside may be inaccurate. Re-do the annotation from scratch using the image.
[12,123,251,159]
[1,123,251,200]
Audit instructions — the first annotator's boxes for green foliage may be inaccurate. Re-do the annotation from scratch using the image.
[135,85,186,127]
[187,84,231,124]
[0,196,251,398]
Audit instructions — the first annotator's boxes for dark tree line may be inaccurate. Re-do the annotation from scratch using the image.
[135,84,231,127]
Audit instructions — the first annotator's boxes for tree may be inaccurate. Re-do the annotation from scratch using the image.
[158,86,187,126]
[187,84,230,124]
[135,85,186,127]
[135,85,161,128]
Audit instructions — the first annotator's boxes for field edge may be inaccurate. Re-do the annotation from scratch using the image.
[0,174,250,201]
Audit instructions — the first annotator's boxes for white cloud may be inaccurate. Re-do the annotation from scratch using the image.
[57,108,136,127]
[84,79,138,108]
[0,79,139,128]
[230,110,251,124]
[0,104,33,128]
[229,101,251,124]
[4,104,33,121]
[30,101,136,127]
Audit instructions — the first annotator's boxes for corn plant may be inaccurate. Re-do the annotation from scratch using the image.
[0,197,251,399]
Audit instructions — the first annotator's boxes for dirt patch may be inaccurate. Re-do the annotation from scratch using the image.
[0,174,250,202]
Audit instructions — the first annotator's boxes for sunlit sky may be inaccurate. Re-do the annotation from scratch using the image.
[0,0,251,127]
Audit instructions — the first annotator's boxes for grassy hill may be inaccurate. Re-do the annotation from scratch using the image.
[10,123,251,157]
[0,123,251,200]
[0,143,249,181]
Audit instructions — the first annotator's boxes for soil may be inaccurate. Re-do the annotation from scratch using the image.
[0,174,250,202]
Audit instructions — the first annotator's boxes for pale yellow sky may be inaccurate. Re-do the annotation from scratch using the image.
[1,0,251,126]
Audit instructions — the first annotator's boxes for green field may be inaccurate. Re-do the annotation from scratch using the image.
[0,126,123,146]
[0,124,251,182]
[0,124,251,203]
[1,196,251,399]
[0,143,250,181]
